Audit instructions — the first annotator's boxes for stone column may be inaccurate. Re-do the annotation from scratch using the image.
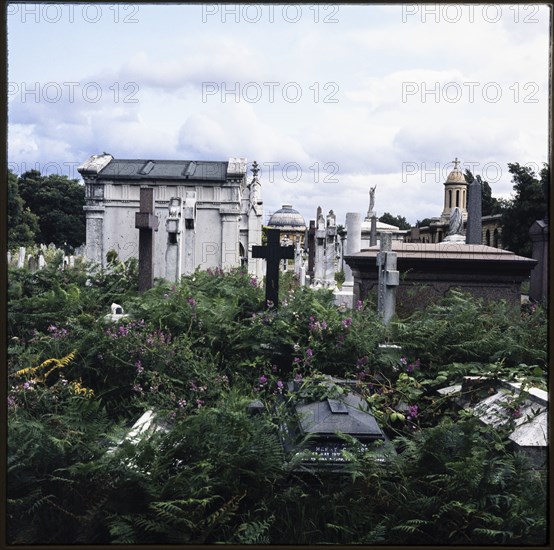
[165,197,183,283]
[183,191,197,275]
[370,215,377,246]
[220,210,240,269]
[83,205,105,266]
[314,226,326,285]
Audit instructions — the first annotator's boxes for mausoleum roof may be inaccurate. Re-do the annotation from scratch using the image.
[78,156,247,182]
[268,204,306,229]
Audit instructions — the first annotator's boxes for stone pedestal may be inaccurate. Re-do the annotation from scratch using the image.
[334,212,361,308]
[17,246,25,269]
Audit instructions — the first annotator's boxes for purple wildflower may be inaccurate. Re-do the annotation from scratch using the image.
[306,348,313,358]
[196,399,204,408]
[356,300,363,310]
[259,375,268,385]
[408,405,419,419]
[400,356,408,365]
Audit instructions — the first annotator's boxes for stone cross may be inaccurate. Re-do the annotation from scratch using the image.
[135,187,159,292]
[376,233,399,325]
[466,175,483,245]
[252,228,294,307]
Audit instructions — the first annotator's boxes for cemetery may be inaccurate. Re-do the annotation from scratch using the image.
[6,156,549,545]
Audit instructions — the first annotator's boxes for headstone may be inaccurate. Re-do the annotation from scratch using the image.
[69,255,75,268]
[7,251,11,266]
[27,254,38,272]
[466,176,483,244]
[135,187,160,292]
[294,241,306,286]
[38,253,46,270]
[252,228,294,307]
[529,219,548,302]
[17,246,25,268]
[376,233,399,325]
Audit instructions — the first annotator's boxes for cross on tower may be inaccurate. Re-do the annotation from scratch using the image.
[452,157,460,170]
[251,160,260,178]
[252,228,294,307]
[135,186,159,292]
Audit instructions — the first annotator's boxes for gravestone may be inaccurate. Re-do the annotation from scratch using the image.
[7,251,11,266]
[27,254,38,272]
[314,207,326,285]
[294,241,306,286]
[281,378,390,471]
[69,255,75,268]
[466,176,483,245]
[135,187,160,292]
[323,210,338,287]
[376,233,399,325]
[252,228,294,307]
[38,253,46,270]
[17,246,25,268]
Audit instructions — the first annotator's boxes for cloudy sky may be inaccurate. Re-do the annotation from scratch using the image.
[7,3,550,225]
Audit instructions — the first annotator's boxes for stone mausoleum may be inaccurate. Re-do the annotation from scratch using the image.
[78,154,264,280]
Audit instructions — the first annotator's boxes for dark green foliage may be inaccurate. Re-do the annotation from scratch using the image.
[379,211,411,229]
[464,169,503,216]
[391,290,547,378]
[8,169,39,247]
[18,169,86,248]
[500,162,549,257]
[7,264,547,544]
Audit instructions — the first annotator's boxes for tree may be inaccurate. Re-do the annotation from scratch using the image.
[464,169,502,216]
[18,170,86,249]
[379,212,411,230]
[416,218,434,228]
[7,170,39,248]
[500,163,549,257]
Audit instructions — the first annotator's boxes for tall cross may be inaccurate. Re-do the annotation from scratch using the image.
[252,228,294,307]
[135,187,159,292]
[452,157,460,170]
[251,160,260,178]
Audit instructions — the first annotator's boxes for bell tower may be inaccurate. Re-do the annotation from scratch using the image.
[440,157,468,223]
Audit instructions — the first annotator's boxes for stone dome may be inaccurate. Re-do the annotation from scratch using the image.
[445,158,467,184]
[267,204,306,229]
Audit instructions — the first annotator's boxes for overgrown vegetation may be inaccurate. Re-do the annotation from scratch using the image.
[7,260,547,544]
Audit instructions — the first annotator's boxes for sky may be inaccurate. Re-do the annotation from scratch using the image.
[7,3,551,226]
